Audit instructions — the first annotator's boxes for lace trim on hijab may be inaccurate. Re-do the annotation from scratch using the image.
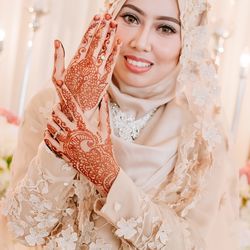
[161,0,225,218]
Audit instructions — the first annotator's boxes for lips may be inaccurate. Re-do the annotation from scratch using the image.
[124,55,154,74]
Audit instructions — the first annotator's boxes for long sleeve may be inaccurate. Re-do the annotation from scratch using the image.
[1,88,77,247]
[94,144,239,250]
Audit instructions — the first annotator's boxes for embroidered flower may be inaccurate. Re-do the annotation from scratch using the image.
[115,217,140,239]
[200,63,216,83]
[7,221,25,237]
[89,239,112,250]
[55,226,78,250]
[147,224,172,249]
[155,224,172,244]
[202,123,222,150]
[34,213,58,229]
[37,180,49,194]
[192,86,210,107]
[80,219,95,244]
[25,227,49,246]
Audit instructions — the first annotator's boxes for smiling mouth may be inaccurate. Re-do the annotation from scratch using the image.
[124,56,154,68]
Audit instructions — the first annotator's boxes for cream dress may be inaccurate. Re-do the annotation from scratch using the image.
[0,87,239,250]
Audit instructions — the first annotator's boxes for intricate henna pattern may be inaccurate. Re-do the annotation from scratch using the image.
[47,13,121,195]
[52,14,121,112]
[45,85,119,195]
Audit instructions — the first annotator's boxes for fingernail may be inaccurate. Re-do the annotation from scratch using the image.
[56,80,63,87]
[54,40,60,49]
[94,14,101,21]
[110,21,117,29]
[105,13,112,20]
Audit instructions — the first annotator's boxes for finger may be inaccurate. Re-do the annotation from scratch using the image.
[97,20,118,67]
[71,14,101,63]
[52,40,65,87]
[104,38,122,74]
[99,94,112,143]
[48,116,69,140]
[59,100,74,122]
[52,104,74,132]
[52,40,71,117]
[52,81,80,124]
[44,130,64,158]
[47,119,61,136]
[96,39,122,98]
[87,13,112,60]
[59,84,87,130]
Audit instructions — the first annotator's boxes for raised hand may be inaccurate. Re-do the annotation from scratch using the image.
[44,84,120,196]
[52,13,121,112]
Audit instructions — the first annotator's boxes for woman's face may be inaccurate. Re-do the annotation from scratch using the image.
[113,0,181,88]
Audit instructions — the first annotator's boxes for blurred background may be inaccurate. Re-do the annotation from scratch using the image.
[0,0,250,248]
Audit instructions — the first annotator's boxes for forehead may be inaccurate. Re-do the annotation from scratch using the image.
[123,0,180,17]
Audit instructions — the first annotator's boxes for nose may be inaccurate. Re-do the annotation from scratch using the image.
[129,26,152,52]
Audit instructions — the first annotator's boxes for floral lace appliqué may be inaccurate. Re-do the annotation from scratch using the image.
[115,217,142,240]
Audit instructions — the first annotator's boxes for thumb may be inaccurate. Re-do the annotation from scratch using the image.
[52,39,65,87]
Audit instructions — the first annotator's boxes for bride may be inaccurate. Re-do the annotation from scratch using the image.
[1,0,238,249]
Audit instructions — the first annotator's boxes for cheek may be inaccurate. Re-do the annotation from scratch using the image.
[156,37,181,64]
[115,21,139,46]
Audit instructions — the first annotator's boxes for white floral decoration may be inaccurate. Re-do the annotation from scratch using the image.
[115,217,142,240]
[155,224,172,245]
[192,86,210,107]
[7,221,25,237]
[202,123,222,151]
[25,227,49,246]
[89,238,112,250]
[55,226,78,250]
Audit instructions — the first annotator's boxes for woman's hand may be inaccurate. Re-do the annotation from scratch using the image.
[44,84,119,196]
[45,13,122,195]
[52,13,121,113]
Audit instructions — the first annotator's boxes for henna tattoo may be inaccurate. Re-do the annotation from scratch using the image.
[52,13,121,112]
[45,86,119,195]
[65,25,119,110]
[61,129,119,194]
[48,13,122,195]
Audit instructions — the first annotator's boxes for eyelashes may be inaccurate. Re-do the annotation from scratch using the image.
[119,12,177,35]
[157,24,176,34]
[121,13,139,25]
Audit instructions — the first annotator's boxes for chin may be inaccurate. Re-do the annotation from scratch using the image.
[120,74,153,88]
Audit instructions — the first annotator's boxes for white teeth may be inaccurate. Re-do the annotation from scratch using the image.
[126,58,151,68]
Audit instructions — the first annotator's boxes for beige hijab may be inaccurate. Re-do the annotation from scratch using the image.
[106,0,226,218]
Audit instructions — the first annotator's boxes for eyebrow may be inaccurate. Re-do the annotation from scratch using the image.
[121,4,181,26]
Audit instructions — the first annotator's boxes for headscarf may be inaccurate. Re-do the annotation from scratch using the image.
[105,0,225,219]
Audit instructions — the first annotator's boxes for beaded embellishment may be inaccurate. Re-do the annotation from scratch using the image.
[110,103,157,142]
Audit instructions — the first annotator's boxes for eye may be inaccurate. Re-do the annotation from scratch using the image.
[121,13,139,25]
[157,24,176,35]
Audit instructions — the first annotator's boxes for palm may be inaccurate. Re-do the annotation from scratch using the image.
[52,14,120,112]
[65,58,109,111]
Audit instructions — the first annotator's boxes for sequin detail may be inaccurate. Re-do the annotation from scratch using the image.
[110,103,157,142]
